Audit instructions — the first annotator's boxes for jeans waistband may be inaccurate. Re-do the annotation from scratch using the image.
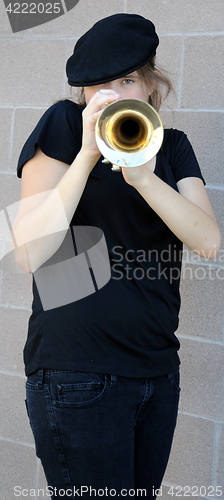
[27,369,118,386]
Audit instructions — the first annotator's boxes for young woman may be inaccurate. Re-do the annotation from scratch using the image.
[14,13,221,499]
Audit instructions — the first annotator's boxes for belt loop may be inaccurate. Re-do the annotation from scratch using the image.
[34,369,44,387]
[37,369,44,386]
[42,369,51,386]
[109,374,117,386]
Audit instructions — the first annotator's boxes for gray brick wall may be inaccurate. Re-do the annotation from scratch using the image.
[0,0,223,498]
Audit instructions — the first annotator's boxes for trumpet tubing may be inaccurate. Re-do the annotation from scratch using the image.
[95,98,163,169]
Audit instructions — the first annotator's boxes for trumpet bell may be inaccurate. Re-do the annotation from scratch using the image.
[95,98,163,168]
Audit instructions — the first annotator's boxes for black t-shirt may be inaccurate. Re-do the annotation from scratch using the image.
[17,99,205,377]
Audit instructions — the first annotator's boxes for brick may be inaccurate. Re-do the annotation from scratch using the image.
[164,413,214,488]
[0,172,22,278]
[0,173,20,214]
[126,0,224,32]
[0,271,2,300]
[0,0,11,35]
[0,240,4,263]
[37,459,48,489]
[0,40,66,106]
[178,262,224,341]
[0,307,29,374]
[181,243,224,270]
[11,107,47,173]
[207,189,224,239]
[64,81,80,105]
[0,108,13,173]
[0,373,34,443]
[160,111,224,185]
[1,264,32,309]
[177,339,224,420]
[181,36,224,109]
[157,36,182,110]
[0,440,37,498]
[0,173,12,211]
[9,171,23,205]
[27,0,123,36]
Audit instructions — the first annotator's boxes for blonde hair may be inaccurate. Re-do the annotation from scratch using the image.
[75,57,173,111]
[136,57,173,111]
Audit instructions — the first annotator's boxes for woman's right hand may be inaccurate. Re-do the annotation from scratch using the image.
[81,89,120,162]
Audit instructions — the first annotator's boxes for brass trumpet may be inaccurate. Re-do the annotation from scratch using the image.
[95,98,163,171]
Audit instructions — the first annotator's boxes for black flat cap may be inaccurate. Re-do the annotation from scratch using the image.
[66,13,159,87]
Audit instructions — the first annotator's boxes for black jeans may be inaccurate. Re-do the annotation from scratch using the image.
[25,368,181,499]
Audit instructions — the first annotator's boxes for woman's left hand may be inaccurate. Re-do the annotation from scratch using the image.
[121,157,156,186]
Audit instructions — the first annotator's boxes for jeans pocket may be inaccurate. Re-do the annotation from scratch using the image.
[26,369,44,391]
[53,372,108,408]
[24,399,30,420]
[167,367,181,394]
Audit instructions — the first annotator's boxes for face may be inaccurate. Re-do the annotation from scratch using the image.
[84,72,154,104]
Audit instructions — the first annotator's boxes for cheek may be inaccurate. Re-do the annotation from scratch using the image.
[130,88,149,102]
[84,92,91,104]
[140,83,151,99]
[84,87,97,104]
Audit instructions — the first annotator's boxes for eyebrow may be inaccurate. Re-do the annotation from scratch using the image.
[122,73,138,79]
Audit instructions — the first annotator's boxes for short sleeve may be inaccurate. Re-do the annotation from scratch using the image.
[17,99,83,178]
[163,129,206,185]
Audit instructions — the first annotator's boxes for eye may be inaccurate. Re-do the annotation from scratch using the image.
[122,78,134,84]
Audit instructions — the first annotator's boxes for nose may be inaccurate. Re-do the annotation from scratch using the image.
[111,81,119,90]
[105,81,120,94]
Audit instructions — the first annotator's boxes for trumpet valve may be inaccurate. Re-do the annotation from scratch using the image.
[111,165,121,171]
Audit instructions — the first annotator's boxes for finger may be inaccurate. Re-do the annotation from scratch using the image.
[83,93,120,122]
[98,89,119,95]
[82,109,104,130]
[92,109,105,121]
[89,90,120,108]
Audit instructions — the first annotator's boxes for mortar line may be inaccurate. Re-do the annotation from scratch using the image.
[60,0,67,13]
[8,106,15,167]
[2,105,224,112]
[182,260,224,268]
[178,410,224,424]
[62,40,68,97]
[161,108,224,112]
[222,312,224,342]
[0,436,34,448]
[34,458,43,500]
[177,334,224,346]
[211,422,222,486]
[0,269,3,302]
[0,369,26,378]
[0,105,47,110]
[2,30,224,40]
[206,184,224,190]
[176,35,185,109]
[0,303,31,311]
